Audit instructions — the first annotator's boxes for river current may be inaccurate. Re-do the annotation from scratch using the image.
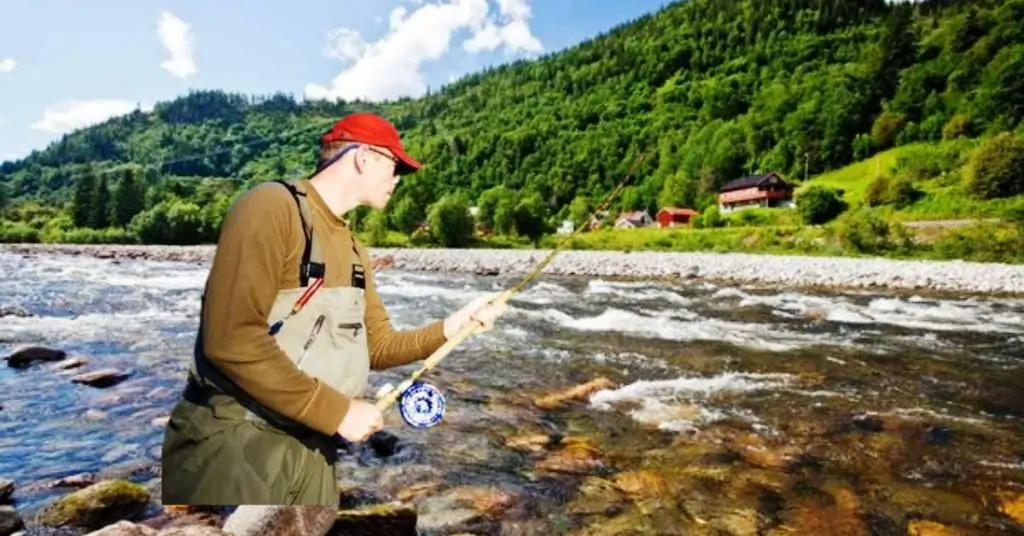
[1,251,1022,534]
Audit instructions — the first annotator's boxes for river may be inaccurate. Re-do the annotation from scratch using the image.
[1,251,1023,534]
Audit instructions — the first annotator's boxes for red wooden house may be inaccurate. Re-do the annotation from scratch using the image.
[656,207,699,227]
[717,172,794,213]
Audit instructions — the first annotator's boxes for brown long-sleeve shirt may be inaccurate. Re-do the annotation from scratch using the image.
[197,179,448,436]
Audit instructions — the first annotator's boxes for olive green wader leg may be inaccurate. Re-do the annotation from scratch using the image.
[161,179,371,507]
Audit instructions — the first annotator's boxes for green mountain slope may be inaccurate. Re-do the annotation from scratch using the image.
[0,0,1022,248]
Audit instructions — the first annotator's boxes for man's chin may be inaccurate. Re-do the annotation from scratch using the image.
[369,195,391,210]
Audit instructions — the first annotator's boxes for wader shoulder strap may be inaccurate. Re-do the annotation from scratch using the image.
[272,179,325,287]
[273,179,367,290]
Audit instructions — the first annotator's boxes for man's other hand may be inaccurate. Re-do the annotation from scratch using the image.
[443,291,509,339]
[337,399,383,442]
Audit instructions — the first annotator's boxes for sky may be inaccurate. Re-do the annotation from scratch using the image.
[0,0,670,164]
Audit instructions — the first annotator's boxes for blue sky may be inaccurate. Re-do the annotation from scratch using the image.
[0,0,670,163]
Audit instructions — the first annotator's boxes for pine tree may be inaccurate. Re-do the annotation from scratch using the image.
[112,168,144,227]
[89,173,110,229]
[72,167,97,228]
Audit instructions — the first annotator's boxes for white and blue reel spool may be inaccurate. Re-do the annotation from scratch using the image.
[377,380,446,428]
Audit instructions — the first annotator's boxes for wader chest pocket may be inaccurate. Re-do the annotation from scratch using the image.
[336,322,363,337]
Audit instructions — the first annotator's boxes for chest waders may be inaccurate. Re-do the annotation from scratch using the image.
[161,179,369,507]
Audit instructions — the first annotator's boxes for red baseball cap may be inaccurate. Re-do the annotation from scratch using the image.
[320,112,422,175]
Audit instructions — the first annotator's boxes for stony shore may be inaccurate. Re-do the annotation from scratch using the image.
[3,242,1024,296]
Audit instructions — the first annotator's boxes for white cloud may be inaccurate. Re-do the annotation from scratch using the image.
[30,99,144,134]
[464,0,541,54]
[304,0,543,102]
[0,58,17,75]
[157,10,198,79]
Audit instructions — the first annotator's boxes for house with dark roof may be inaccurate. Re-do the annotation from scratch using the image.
[614,210,653,229]
[717,172,794,213]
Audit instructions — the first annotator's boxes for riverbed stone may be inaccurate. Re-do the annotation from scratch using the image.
[52,358,88,372]
[5,347,66,369]
[997,492,1024,525]
[0,505,24,536]
[86,520,157,535]
[220,505,336,536]
[34,480,150,531]
[533,377,616,409]
[333,504,417,535]
[534,439,605,474]
[0,479,13,504]
[70,369,132,389]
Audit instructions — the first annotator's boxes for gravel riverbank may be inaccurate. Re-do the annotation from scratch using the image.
[3,243,1024,296]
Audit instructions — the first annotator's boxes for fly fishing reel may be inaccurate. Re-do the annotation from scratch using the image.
[376,380,446,428]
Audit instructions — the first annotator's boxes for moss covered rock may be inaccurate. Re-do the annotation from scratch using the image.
[34,479,150,530]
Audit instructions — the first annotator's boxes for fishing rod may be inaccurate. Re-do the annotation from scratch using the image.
[374,151,648,429]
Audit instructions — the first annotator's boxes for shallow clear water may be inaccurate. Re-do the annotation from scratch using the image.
[1,251,1023,533]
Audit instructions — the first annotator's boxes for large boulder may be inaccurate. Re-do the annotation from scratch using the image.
[34,479,151,531]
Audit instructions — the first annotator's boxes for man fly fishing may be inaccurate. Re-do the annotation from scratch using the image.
[160,111,508,506]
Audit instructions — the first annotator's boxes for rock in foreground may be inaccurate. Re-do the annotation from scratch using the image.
[0,505,24,536]
[34,480,150,531]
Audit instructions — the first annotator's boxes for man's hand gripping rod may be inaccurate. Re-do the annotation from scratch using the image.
[374,152,647,415]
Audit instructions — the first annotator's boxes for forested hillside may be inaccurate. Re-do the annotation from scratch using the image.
[1,0,1022,252]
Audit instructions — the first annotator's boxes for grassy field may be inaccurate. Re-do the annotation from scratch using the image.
[798,139,1020,222]
[801,144,918,206]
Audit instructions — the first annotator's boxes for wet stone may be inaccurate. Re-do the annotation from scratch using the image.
[852,414,886,433]
[924,425,954,445]
[338,486,389,510]
[50,473,97,490]
[331,504,417,536]
[70,368,132,389]
[0,479,13,504]
[5,347,66,369]
[0,505,24,536]
[33,479,151,531]
[51,358,88,372]
[0,305,31,318]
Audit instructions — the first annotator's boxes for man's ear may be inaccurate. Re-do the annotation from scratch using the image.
[354,145,365,174]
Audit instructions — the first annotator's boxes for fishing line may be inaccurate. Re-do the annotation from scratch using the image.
[375,150,649,429]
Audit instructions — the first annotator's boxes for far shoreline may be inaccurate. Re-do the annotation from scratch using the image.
[2,242,1024,299]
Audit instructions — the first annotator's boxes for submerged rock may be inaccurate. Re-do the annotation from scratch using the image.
[533,378,616,410]
[535,438,605,474]
[997,492,1024,525]
[34,480,151,531]
[5,347,66,369]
